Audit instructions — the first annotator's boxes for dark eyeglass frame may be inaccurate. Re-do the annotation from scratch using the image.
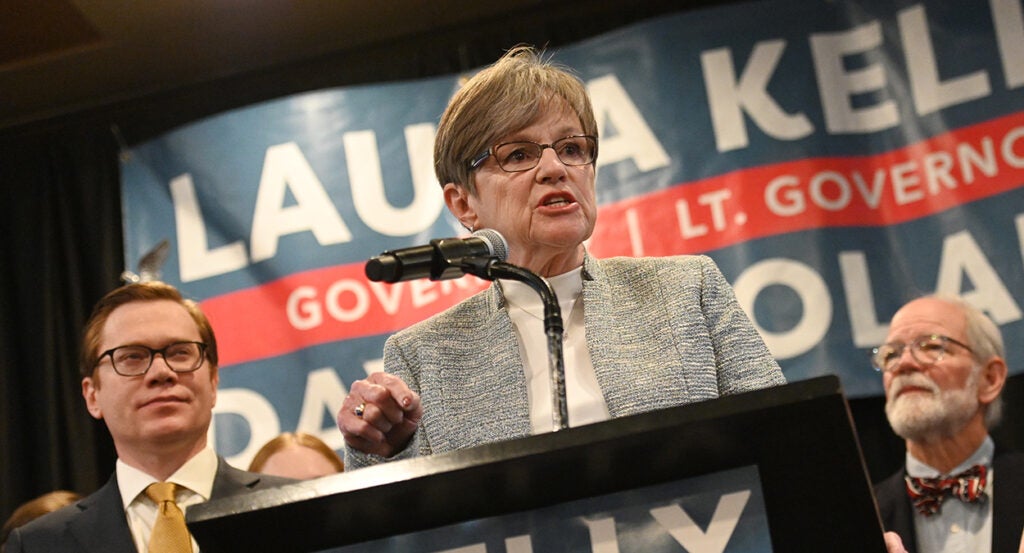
[870,334,973,373]
[468,135,598,172]
[95,341,208,376]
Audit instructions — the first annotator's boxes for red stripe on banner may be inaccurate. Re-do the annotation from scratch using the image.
[201,264,490,366]
[589,111,1024,257]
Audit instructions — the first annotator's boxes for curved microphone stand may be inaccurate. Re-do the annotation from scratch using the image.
[460,256,568,431]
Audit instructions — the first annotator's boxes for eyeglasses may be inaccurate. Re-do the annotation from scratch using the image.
[870,334,973,372]
[469,135,597,172]
[95,341,207,376]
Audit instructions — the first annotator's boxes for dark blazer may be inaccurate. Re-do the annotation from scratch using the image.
[5,456,292,553]
[874,448,1024,553]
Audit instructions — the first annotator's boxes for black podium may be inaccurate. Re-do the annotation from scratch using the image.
[187,375,887,552]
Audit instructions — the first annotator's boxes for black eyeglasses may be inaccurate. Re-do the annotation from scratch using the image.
[95,341,207,376]
[870,334,973,373]
[469,135,597,172]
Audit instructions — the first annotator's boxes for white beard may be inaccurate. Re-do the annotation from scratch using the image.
[885,370,979,442]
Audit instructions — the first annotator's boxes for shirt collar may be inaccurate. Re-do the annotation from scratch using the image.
[116,444,218,509]
[906,435,995,478]
[499,267,583,312]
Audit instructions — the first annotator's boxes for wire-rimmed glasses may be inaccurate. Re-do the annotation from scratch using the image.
[870,334,973,373]
[469,135,597,172]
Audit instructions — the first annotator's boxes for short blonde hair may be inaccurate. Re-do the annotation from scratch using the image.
[247,432,344,473]
[2,490,82,544]
[433,45,598,195]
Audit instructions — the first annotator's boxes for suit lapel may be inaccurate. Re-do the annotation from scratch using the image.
[210,456,262,499]
[68,475,137,553]
[580,256,665,418]
[436,286,530,450]
[992,451,1024,553]
[892,484,918,553]
[580,258,624,413]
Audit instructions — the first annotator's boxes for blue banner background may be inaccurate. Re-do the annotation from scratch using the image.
[122,0,1024,466]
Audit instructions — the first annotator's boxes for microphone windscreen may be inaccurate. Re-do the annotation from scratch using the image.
[471,229,508,261]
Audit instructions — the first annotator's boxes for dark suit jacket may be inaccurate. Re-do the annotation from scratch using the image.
[874,448,1024,553]
[6,456,292,553]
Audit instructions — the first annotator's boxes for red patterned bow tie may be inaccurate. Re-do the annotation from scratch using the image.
[904,464,988,516]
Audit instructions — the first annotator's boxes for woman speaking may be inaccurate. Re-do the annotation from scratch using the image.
[337,45,786,469]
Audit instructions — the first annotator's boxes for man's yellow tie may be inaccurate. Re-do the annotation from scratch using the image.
[144,482,193,553]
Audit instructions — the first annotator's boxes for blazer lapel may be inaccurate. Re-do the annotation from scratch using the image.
[580,255,671,418]
[68,475,137,553]
[992,451,1024,553]
[878,471,918,553]
[580,258,627,414]
[437,286,530,450]
[210,456,263,499]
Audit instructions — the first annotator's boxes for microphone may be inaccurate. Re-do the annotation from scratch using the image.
[365,229,509,283]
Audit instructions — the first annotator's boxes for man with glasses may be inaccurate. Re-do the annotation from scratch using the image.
[872,295,1024,553]
[6,281,291,553]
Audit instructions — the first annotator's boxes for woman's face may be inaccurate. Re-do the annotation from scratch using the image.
[444,98,597,273]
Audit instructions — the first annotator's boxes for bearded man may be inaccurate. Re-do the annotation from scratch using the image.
[872,295,1024,553]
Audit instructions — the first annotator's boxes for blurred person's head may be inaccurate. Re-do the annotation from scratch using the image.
[248,432,344,479]
[2,490,83,546]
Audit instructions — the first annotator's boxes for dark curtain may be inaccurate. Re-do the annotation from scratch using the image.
[0,124,121,517]
[2,0,1022,525]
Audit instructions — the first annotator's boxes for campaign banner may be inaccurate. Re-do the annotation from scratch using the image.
[121,0,1024,466]
[323,465,770,553]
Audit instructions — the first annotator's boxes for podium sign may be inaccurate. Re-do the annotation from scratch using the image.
[187,376,886,552]
[325,464,771,553]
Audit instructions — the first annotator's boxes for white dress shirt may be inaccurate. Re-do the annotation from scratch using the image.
[117,444,218,552]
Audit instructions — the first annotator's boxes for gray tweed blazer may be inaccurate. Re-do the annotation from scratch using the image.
[346,253,786,470]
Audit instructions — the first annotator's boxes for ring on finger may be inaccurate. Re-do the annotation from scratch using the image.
[354,402,366,417]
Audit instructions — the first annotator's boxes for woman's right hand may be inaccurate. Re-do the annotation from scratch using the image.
[337,372,422,458]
